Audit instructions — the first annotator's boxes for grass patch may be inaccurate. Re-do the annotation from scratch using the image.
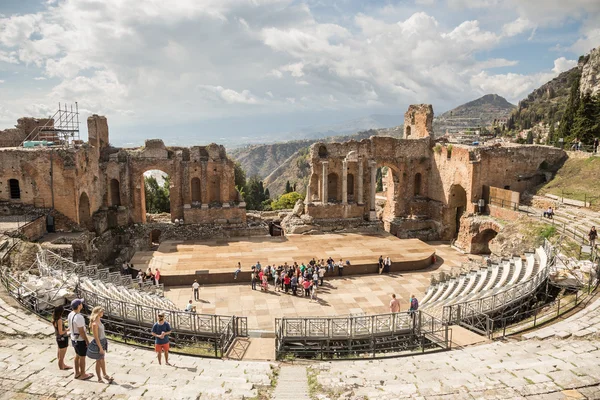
[307,367,325,400]
[538,156,600,208]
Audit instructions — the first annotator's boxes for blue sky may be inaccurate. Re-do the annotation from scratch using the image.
[0,0,598,147]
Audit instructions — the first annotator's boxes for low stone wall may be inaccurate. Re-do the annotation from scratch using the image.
[183,205,247,224]
[306,203,365,219]
[488,204,520,221]
[386,218,439,241]
[160,254,435,286]
[18,216,46,241]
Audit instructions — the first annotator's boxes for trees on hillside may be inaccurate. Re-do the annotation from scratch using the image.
[144,175,170,213]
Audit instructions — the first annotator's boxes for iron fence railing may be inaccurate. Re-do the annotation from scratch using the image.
[442,244,552,325]
[275,310,451,360]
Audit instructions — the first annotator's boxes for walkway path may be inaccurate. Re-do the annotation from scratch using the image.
[272,365,310,400]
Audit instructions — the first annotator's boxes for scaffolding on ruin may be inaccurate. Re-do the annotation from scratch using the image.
[20,102,81,147]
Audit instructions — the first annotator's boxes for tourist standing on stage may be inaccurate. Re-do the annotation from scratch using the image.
[151,312,172,366]
[154,268,161,286]
[192,279,200,300]
[389,294,400,313]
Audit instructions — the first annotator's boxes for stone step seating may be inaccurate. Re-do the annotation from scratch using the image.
[421,250,540,319]
[80,278,178,312]
[312,337,600,399]
[524,297,600,340]
[0,336,274,400]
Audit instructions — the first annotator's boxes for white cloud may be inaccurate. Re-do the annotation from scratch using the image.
[197,85,261,105]
[0,0,596,137]
[470,57,577,103]
[552,57,577,74]
[0,80,4,84]
[34,76,47,80]
[501,18,535,37]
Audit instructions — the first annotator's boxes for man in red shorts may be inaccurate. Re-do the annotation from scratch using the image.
[151,312,172,365]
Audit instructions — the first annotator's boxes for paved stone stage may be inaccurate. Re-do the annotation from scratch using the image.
[130,232,436,286]
[165,243,471,332]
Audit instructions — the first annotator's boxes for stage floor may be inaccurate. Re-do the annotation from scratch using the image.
[164,242,475,332]
[130,232,435,277]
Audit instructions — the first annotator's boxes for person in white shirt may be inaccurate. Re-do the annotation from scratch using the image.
[185,300,193,312]
[192,280,200,301]
[67,299,93,380]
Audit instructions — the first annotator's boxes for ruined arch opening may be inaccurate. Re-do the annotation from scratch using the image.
[347,173,355,199]
[471,228,498,255]
[449,184,467,238]
[318,145,328,158]
[379,164,401,221]
[209,170,221,204]
[327,173,339,202]
[405,126,411,138]
[414,173,422,196]
[191,177,201,203]
[109,179,121,206]
[142,170,171,218]
[150,229,161,248]
[8,179,20,200]
[78,192,91,229]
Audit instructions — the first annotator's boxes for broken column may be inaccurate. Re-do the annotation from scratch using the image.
[321,161,329,204]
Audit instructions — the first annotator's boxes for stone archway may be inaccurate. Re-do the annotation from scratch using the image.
[150,229,161,248]
[327,173,339,202]
[78,192,91,229]
[141,169,171,222]
[449,184,467,238]
[109,179,121,206]
[471,228,498,254]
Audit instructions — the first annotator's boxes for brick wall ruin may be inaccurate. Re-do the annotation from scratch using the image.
[0,115,245,232]
[302,104,568,242]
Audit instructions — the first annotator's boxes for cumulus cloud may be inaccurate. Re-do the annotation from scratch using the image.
[470,57,577,102]
[0,0,596,136]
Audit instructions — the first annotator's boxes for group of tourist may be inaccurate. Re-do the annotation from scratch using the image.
[246,258,351,299]
[52,299,173,384]
[136,267,161,287]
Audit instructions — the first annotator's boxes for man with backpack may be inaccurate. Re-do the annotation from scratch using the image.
[409,294,419,327]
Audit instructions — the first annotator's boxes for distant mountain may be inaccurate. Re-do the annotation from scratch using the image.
[293,114,404,140]
[433,94,516,135]
[232,126,403,197]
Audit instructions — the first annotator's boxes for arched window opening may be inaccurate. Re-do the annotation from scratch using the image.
[327,173,338,202]
[9,179,20,200]
[109,179,120,206]
[414,173,422,196]
[191,177,201,203]
[347,173,355,196]
[318,145,328,158]
[405,126,412,138]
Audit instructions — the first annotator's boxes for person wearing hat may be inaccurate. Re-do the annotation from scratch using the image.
[67,298,93,380]
[151,312,172,365]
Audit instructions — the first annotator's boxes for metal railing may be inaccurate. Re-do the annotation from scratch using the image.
[38,249,165,296]
[489,196,519,211]
[442,244,552,325]
[275,310,451,360]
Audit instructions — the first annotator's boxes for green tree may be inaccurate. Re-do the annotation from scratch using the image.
[526,131,534,144]
[144,174,170,213]
[264,188,270,199]
[245,176,267,210]
[572,93,600,144]
[271,192,302,210]
[558,71,581,140]
[376,167,383,192]
[285,180,292,193]
[233,162,246,189]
